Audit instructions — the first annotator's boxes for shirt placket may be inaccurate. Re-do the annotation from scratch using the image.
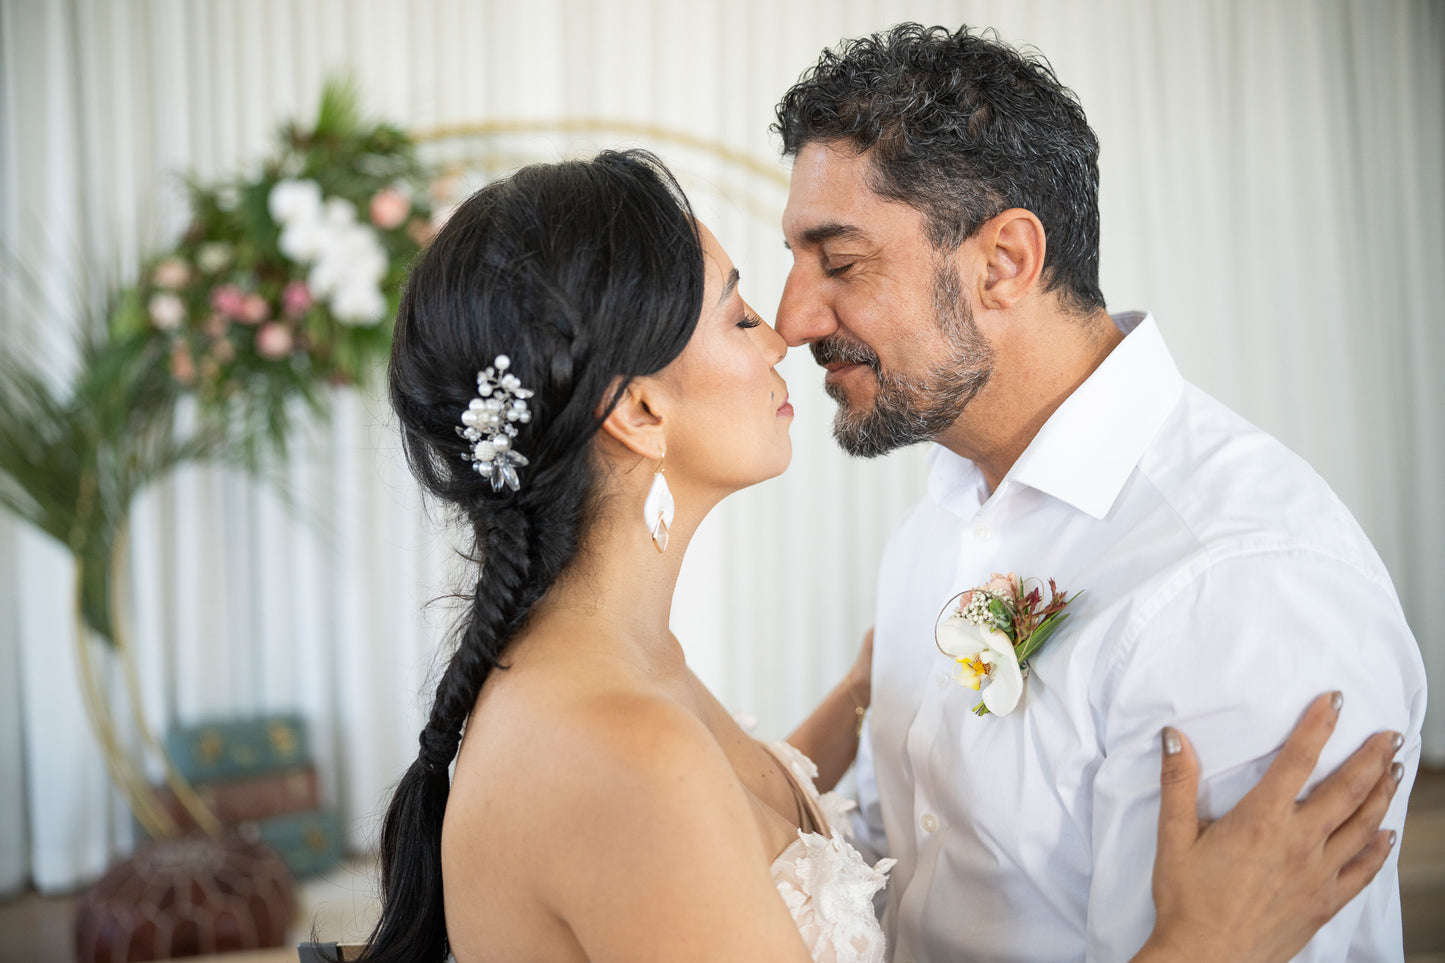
[893,492,1006,963]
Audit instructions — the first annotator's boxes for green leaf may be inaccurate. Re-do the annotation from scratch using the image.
[987,596,1014,633]
[1014,612,1070,665]
[312,77,363,142]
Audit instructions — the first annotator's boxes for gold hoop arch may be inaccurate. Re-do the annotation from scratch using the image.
[412,118,791,227]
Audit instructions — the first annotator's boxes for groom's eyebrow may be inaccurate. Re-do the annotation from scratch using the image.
[717,268,740,306]
[784,222,869,250]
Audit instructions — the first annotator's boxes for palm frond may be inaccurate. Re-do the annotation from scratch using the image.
[0,319,243,639]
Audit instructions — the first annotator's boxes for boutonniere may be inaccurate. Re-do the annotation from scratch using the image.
[934,572,1081,716]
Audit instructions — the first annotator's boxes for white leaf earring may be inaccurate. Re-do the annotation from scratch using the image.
[643,460,674,553]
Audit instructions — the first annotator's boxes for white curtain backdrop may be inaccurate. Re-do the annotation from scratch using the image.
[1,0,1440,895]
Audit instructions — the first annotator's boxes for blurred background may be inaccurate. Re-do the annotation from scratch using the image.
[0,0,1441,958]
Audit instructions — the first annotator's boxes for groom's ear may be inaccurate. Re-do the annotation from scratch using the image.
[598,378,667,460]
[974,208,1046,311]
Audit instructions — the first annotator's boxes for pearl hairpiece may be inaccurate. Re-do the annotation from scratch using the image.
[457,354,534,491]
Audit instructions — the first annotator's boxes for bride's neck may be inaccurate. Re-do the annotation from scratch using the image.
[527,491,709,664]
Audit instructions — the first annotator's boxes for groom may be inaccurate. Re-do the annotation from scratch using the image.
[772,24,1427,962]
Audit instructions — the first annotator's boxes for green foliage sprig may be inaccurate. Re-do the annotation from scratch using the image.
[110,78,435,458]
[1,80,437,640]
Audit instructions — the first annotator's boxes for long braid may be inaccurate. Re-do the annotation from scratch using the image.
[364,509,533,962]
[357,149,703,962]
[419,510,532,773]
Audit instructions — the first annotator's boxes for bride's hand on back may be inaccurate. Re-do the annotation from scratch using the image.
[1137,692,1403,963]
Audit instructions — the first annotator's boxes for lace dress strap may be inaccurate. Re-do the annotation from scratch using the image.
[761,740,896,963]
[762,741,827,837]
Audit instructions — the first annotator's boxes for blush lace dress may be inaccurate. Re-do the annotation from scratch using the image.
[764,741,896,963]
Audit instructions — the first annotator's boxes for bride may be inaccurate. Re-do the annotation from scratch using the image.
[356,150,1400,962]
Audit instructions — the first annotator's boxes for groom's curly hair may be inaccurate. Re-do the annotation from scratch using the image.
[774,23,1105,316]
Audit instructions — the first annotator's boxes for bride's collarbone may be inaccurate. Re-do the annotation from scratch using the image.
[466,648,809,856]
[675,673,819,844]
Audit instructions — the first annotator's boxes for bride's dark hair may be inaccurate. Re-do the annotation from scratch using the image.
[357,149,705,962]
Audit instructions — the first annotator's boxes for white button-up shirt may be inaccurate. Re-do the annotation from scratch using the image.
[853,312,1427,963]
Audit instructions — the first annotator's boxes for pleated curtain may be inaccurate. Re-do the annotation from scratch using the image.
[1,0,1441,893]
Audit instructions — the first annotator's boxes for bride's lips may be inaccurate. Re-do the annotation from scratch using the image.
[777,390,794,417]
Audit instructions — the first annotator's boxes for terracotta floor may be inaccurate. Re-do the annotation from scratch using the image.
[3,768,1444,962]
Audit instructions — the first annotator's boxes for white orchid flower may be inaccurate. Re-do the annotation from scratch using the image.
[936,613,1024,715]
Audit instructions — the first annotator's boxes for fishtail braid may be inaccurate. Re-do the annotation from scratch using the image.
[357,149,704,963]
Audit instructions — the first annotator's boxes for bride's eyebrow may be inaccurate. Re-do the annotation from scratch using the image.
[717,268,740,306]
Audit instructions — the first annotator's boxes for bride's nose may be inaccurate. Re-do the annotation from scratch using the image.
[760,318,788,365]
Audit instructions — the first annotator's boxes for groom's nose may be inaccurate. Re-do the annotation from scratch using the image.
[775,266,837,348]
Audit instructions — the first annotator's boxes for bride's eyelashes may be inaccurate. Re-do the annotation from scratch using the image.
[738,311,764,330]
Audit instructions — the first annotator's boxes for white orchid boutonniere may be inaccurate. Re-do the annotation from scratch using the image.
[934,573,1080,716]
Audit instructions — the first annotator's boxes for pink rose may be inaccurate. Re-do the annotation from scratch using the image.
[430,205,456,233]
[369,187,411,230]
[169,342,197,385]
[152,257,191,289]
[210,284,246,318]
[281,280,313,317]
[984,572,1020,599]
[953,589,975,614]
[406,217,435,246]
[255,322,294,360]
[429,168,462,203]
[239,292,270,325]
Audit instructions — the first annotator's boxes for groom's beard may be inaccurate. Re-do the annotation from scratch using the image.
[813,262,994,458]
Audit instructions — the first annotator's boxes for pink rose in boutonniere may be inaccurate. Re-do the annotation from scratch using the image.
[935,573,1081,716]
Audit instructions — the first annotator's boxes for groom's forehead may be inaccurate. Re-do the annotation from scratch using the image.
[783,144,874,217]
[782,143,933,246]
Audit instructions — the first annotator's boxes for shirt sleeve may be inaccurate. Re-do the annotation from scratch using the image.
[1083,547,1426,962]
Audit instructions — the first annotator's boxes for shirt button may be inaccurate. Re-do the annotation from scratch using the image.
[920,813,939,833]
[973,521,993,541]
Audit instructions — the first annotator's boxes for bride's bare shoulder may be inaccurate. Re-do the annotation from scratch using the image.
[443,656,811,960]
[458,666,738,810]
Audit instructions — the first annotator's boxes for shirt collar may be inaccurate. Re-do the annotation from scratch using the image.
[927,312,1184,521]
[926,443,989,517]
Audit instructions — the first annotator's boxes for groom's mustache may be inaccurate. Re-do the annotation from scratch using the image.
[811,335,882,376]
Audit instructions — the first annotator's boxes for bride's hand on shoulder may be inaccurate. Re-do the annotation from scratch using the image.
[1136,692,1403,963]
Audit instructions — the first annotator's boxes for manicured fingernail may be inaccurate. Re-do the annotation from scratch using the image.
[1162,727,1182,756]
[1392,732,1404,751]
[1392,762,1404,784]
[1330,691,1344,712]
[1388,830,1397,848]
